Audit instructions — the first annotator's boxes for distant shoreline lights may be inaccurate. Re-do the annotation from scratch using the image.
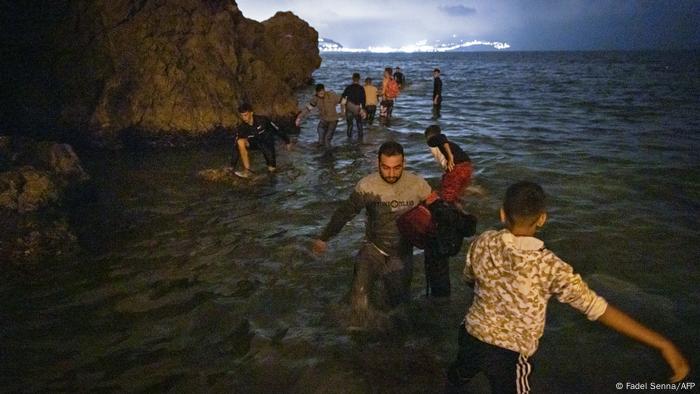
[318,38,511,53]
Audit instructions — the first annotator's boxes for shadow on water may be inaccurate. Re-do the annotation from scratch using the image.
[2,51,700,393]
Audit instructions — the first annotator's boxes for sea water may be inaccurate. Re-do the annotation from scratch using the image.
[2,51,699,393]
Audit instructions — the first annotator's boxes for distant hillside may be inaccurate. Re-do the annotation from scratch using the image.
[318,37,343,51]
[449,44,501,52]
[317,37,509,52]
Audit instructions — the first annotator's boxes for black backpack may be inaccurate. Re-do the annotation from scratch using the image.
[427,200,477,257]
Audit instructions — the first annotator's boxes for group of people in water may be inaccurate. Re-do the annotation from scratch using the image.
[294,66,409,147]
[231,65,425,177]
[228,66,690,392]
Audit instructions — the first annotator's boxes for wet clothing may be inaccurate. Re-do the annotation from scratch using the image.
[317,119,338,147]
[428,134,472,202]
[232,115,289,169]
[393,71,405,86]
[302,91,342,122]
[316,119,338,148]
[300,91,342,147]
[341,83,366,107]
[424,244,452,297]
[364,84,379,106]
[319,171,431,314]
[320,171,432,255]
[382,78,399,100]
[432,76,442,105]
[380,77,398,120]
[423,200,477,296]
[379,99,394,120]
[394,198,476,297]
[463,229,609,357]
[363,84,379,125]
[345,102,363,139]
[449,229,608,392]
[341,83,365,139]
[365,105,377,124]
[320,171,430,314]
[427,134,470,165]
[432,103,441,119]
[352,241,414,313]
[441,162,473,202]
[448,326,533,394]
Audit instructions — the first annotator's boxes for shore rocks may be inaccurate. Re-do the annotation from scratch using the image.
[1,1,321,146]
[0,136,89,264]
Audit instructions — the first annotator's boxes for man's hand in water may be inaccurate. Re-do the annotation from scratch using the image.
[311,239,327,255]
[295,116,302,128]
[285,143,293,151]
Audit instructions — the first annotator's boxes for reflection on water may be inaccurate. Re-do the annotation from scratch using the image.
[2,51,699,393]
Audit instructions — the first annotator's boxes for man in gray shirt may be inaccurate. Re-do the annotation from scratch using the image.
[312,141,432,329]
[296,84,343,148]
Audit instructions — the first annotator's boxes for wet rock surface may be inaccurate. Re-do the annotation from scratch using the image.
[0,136,89,264]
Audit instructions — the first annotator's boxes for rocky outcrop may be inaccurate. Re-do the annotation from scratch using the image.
[0,136,89,264]
[1,1,321,145]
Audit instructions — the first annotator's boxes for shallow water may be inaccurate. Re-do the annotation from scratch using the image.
[2,51,699,393]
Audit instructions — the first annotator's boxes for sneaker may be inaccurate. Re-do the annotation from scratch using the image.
[234,169,253,178]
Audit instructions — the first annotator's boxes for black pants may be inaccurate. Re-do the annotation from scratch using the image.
[424,239,451,297]
[447,327,533,394]
[365,105,377,124]
[432,96,442,118]
[231,136,276,169]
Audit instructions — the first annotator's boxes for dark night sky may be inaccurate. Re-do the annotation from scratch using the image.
[237,0,700,51]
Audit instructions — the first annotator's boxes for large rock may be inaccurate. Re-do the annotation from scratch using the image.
[0,136,89,265]
[0,1,321,144]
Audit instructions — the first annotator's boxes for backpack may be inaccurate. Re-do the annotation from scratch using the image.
[427,200,477,257]
[385,79,400,99]
[396,199,477,254]
[397,203,435,249]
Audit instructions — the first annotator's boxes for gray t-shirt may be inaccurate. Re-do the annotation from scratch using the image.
[319,171,432,255]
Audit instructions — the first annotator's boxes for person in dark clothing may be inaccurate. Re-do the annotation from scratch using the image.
[393,66,405,88]
[341,73,366,140]
[232,103,292,178]
[424,200,477,297]
[396,193,477,298]
[432,68,442,118]
[425,125,472,204]
[397,124,476,298]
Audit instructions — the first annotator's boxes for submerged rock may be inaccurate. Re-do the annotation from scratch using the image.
[1,1,321,146]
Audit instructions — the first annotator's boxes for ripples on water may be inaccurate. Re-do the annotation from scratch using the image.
[2,51,699,392]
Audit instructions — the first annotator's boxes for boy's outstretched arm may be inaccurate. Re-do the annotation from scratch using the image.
[443,143,455,171]
[597,304,690,382]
